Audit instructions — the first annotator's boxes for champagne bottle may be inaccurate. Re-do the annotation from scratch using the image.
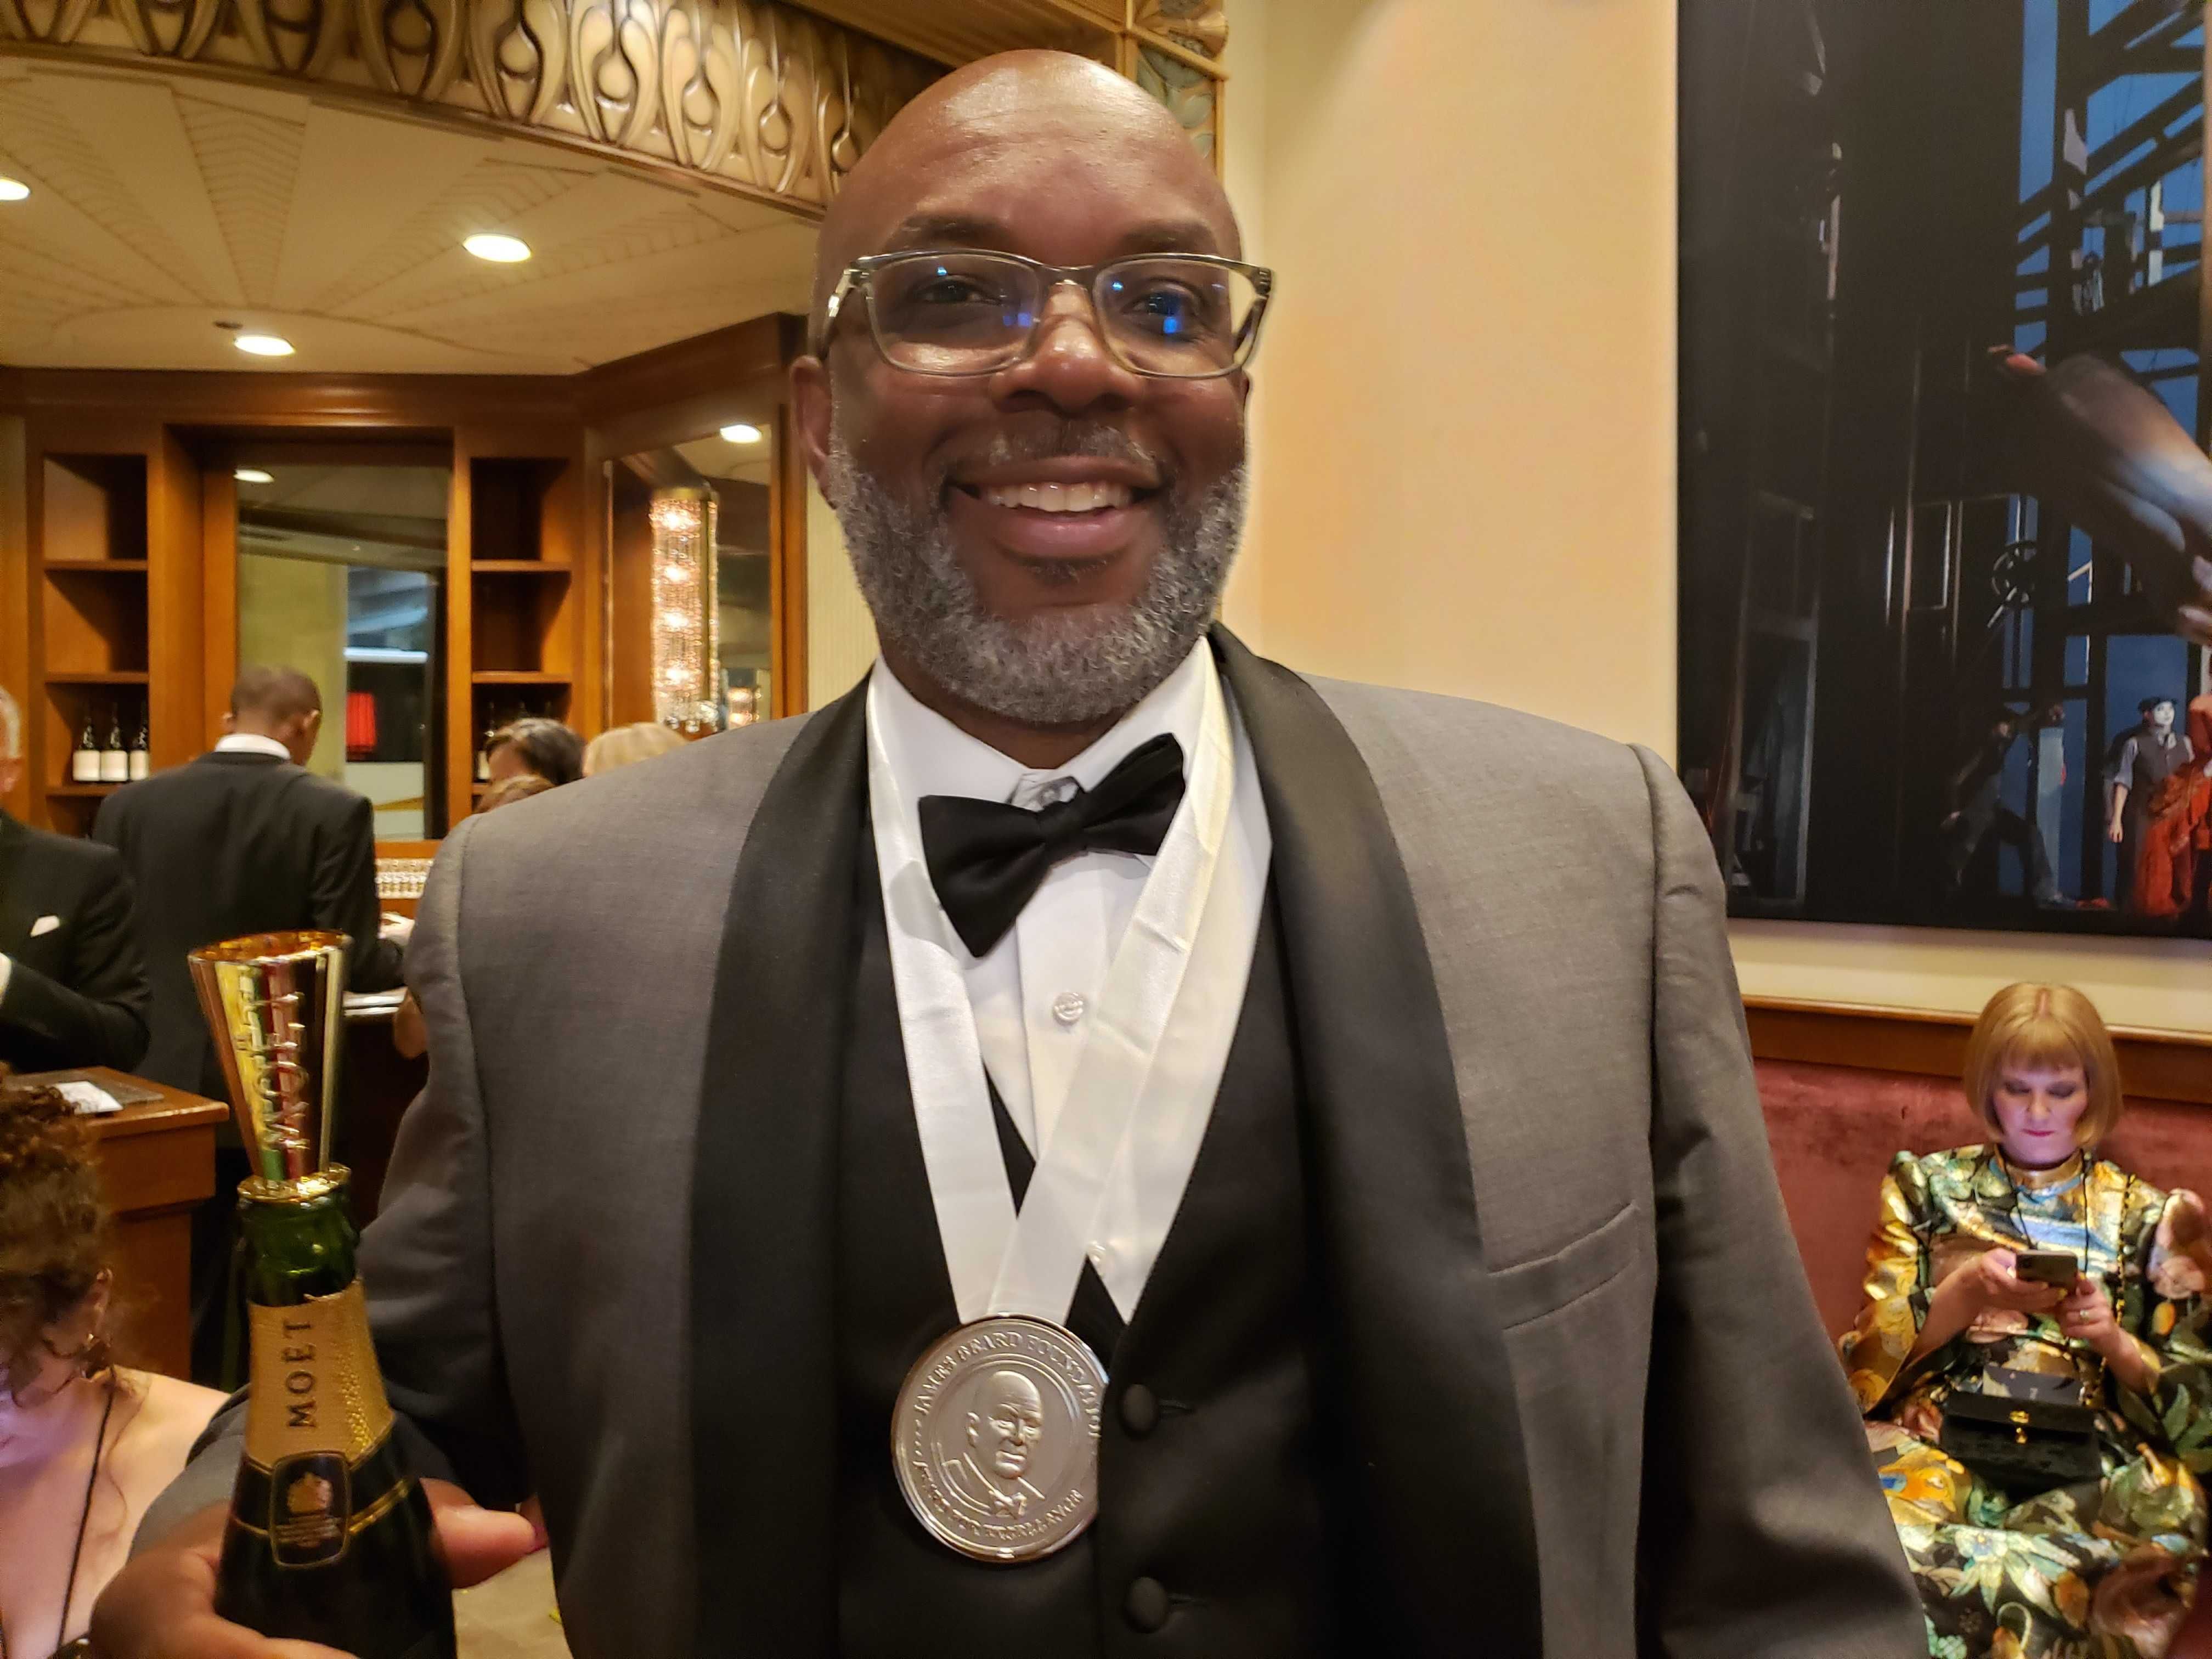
[71,710,100,783]
[190,933,455,1659]
[128,710,150,781]
[215,1177,454,1659]
[98,706,128,783]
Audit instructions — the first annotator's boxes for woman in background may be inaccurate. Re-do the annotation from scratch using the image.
[1842,984,2212,1658]
[0,1076,223,1658]
[581,721,686,777]
[484,716,584,789]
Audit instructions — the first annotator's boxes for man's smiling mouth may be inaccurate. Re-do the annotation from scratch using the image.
[972,479,1136,514]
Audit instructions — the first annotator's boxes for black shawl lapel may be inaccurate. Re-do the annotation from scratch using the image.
[690,685,868,1651]
[1212,627,1542,1653]
[0,814,30,944]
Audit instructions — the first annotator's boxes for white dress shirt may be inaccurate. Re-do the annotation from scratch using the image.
[869,642,1263,1158]
[215,732,293,760]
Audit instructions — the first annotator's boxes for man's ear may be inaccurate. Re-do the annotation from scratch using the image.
[790,354,837,506]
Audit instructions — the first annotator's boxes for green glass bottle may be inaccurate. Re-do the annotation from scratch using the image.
[188,931,454,1659]
[213,1173,455,1659]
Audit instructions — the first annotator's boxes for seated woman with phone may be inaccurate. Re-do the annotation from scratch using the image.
[1841,983,2212,1659]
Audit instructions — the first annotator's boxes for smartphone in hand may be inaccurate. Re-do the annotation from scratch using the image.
[2013,1250,2080,1290]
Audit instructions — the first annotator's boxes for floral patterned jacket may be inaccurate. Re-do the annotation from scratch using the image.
[1841,1144,2212,1472]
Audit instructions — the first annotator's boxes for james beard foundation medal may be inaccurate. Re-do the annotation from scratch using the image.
[867,655,1269,1564]
[893,1316,1107,1561]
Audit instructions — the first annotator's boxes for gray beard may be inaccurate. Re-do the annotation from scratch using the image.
[827,421,1245,726]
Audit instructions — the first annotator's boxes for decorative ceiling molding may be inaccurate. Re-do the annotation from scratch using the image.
[776,0,1119,68]
[0,58,824,371]
[0,0,939,213]
[786,0,1225,166]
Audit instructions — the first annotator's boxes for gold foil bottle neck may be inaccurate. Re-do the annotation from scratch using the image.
[244,1284,396,1471]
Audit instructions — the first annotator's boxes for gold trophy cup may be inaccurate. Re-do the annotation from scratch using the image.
[189,930,349,1191]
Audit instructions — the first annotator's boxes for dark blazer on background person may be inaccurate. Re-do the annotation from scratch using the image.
[0,810,150,1074]
[92,749,404,1100]
[147,629,1921,1658]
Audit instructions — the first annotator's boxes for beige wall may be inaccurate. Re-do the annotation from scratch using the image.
[1229,0,2212,1036]
[236,551,347,779]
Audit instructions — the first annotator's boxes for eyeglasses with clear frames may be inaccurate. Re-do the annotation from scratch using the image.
[814,249,1273,380]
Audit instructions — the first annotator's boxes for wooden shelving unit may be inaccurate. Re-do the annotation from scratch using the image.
[35,453,155,836]
[449,442,583,817]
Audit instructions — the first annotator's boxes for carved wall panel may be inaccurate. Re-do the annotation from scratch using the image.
[773,1,1227,173]
[0,0,935,210]
[1125,3,1224,170]
[1132,38,1213,160]
[1133,1,1224,64]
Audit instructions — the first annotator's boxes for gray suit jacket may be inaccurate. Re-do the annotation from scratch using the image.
[150,639,1918,1656]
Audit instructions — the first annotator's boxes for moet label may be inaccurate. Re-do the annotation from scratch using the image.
[267,1451,352,1567]
[244,1284,396,1470]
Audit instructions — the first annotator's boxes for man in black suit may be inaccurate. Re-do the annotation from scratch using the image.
[111,55,1917,1659]
[0,685,150,1074]
[93,664,408,1380]
[93,665,407,1097]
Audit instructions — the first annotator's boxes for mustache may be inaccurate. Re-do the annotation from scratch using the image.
[934,422,1170,492]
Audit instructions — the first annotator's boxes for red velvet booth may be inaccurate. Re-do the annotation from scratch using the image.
[1759,1056,2212,1657]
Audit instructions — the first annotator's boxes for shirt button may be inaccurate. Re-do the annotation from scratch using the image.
[1051,990,1086,1026]
[1124,1576,1170,1632]
[1119,1383,1159,1438]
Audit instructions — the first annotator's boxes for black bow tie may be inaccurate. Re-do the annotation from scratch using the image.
[918,733,1187,957]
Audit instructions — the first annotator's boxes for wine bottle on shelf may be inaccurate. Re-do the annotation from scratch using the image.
[99,706,129,783]
[71,710,101,783]
[191,935,456,1659]
[128,710,150,781]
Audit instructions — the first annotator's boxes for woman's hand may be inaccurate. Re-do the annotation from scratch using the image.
[1947,1248,2067,1318]
[2057,1278,2157,1394]
[2057,1277,2121,1348]
[1907,1248,2065,1369]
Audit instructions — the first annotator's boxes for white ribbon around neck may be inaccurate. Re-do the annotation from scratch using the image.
[866,653,1268,1327]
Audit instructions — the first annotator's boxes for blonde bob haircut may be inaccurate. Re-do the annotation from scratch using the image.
[582,720,687,778]
[1962,982,2125,1147]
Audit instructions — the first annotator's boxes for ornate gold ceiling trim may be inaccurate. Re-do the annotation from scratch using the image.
[0,0,939,212]
[786,0,1226,168]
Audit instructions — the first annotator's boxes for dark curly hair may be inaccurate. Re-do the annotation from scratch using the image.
[0,1074,114,1391]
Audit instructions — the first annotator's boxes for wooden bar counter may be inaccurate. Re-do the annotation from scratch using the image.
[80,1070,227,1380]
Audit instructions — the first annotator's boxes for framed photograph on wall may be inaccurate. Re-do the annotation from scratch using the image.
[1679,0,2212,938]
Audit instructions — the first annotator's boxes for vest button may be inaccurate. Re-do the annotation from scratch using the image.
[1124,1575,1170,1632]
[1119,1383,1160,1438]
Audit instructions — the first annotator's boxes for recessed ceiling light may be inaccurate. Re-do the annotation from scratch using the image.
[719,423,765,444]
[234,333,294,358]
[465,233,531,263]
[0,177,28,203]
[234,468,273,484]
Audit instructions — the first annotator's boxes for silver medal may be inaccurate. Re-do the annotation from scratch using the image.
[891,1316,1107,1563]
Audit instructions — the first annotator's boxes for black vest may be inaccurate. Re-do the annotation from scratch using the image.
[834,855,1350,1656]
